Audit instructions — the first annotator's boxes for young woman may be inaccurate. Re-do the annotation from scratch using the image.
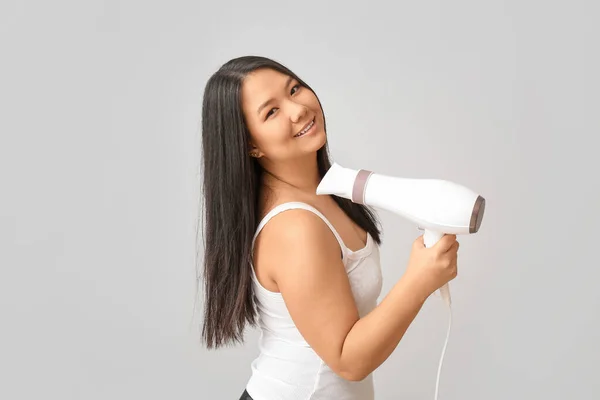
[199,55,459,400]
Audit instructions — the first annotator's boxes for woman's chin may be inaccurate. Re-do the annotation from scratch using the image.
[308,129,327,150]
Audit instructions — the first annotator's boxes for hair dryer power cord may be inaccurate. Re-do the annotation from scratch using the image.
[434,303,452,400]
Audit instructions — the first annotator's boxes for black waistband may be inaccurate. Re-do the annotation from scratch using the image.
[238,389,253,400]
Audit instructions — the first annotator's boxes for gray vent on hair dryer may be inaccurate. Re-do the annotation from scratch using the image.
[469,196,486,233]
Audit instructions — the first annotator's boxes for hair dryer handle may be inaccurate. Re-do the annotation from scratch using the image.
[423,229,452,307]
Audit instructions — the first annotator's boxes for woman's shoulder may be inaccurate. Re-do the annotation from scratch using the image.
[258,201,326,236]
[258,194,318,219]
[255,196,338,247]
[252,199,343,289]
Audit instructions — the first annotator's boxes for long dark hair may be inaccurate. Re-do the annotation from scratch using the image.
[198,55,383,349]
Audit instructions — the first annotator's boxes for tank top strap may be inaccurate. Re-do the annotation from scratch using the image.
[252,201,347,259]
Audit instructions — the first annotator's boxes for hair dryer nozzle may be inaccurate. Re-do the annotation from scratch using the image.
[316,162,357,199]
[469,195,486,233]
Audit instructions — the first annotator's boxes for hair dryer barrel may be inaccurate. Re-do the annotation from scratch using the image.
[316,163,486,235]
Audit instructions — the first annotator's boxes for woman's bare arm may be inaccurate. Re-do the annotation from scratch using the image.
[255,209,430,381]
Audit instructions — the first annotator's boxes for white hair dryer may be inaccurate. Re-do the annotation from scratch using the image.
[316,162,486,306]
[316,162,486,400]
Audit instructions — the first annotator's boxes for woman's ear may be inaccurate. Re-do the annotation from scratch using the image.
[248,145,262,159]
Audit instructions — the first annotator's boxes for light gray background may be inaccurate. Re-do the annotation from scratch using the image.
[1,0,598,399]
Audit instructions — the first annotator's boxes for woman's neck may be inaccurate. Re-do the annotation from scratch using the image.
[260,154,321,194]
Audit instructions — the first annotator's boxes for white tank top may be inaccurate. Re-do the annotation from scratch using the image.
[245,202,383,400]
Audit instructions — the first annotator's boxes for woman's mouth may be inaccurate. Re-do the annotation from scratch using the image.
[294,118,316,138]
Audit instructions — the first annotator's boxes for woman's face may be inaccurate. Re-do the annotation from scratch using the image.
[241,68,326,162]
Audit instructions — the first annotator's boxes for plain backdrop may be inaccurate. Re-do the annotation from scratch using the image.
[1,0,598,399]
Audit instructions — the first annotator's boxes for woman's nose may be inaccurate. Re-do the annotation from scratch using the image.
[289,103,308,123]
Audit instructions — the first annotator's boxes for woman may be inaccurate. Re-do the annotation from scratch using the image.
[199,55,459,400]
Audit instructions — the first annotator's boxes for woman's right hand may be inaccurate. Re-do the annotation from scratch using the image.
[405,234,459,298]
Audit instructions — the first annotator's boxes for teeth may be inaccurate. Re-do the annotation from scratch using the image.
[303,120,314,132]
[295,119,314,137]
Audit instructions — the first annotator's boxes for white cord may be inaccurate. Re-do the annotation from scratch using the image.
[434,304,452,400]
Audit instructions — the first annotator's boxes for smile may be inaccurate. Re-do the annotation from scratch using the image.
[294,118,316,138]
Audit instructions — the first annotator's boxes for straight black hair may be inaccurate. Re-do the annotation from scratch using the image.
[198,55,382,349]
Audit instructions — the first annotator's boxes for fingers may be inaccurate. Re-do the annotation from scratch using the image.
[450,242,459,262]
[414,234,459,254]
[451,250,458,278]
[449,242,459,274]
[413,235,425,248]
[448,240,460,253]
[434,234,457,253]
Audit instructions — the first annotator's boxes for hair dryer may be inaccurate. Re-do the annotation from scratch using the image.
[316,162,486,306]
[316,162,486,399]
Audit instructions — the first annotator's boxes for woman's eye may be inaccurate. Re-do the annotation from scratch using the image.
[266,108,277,119]
[265,85,301,120]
